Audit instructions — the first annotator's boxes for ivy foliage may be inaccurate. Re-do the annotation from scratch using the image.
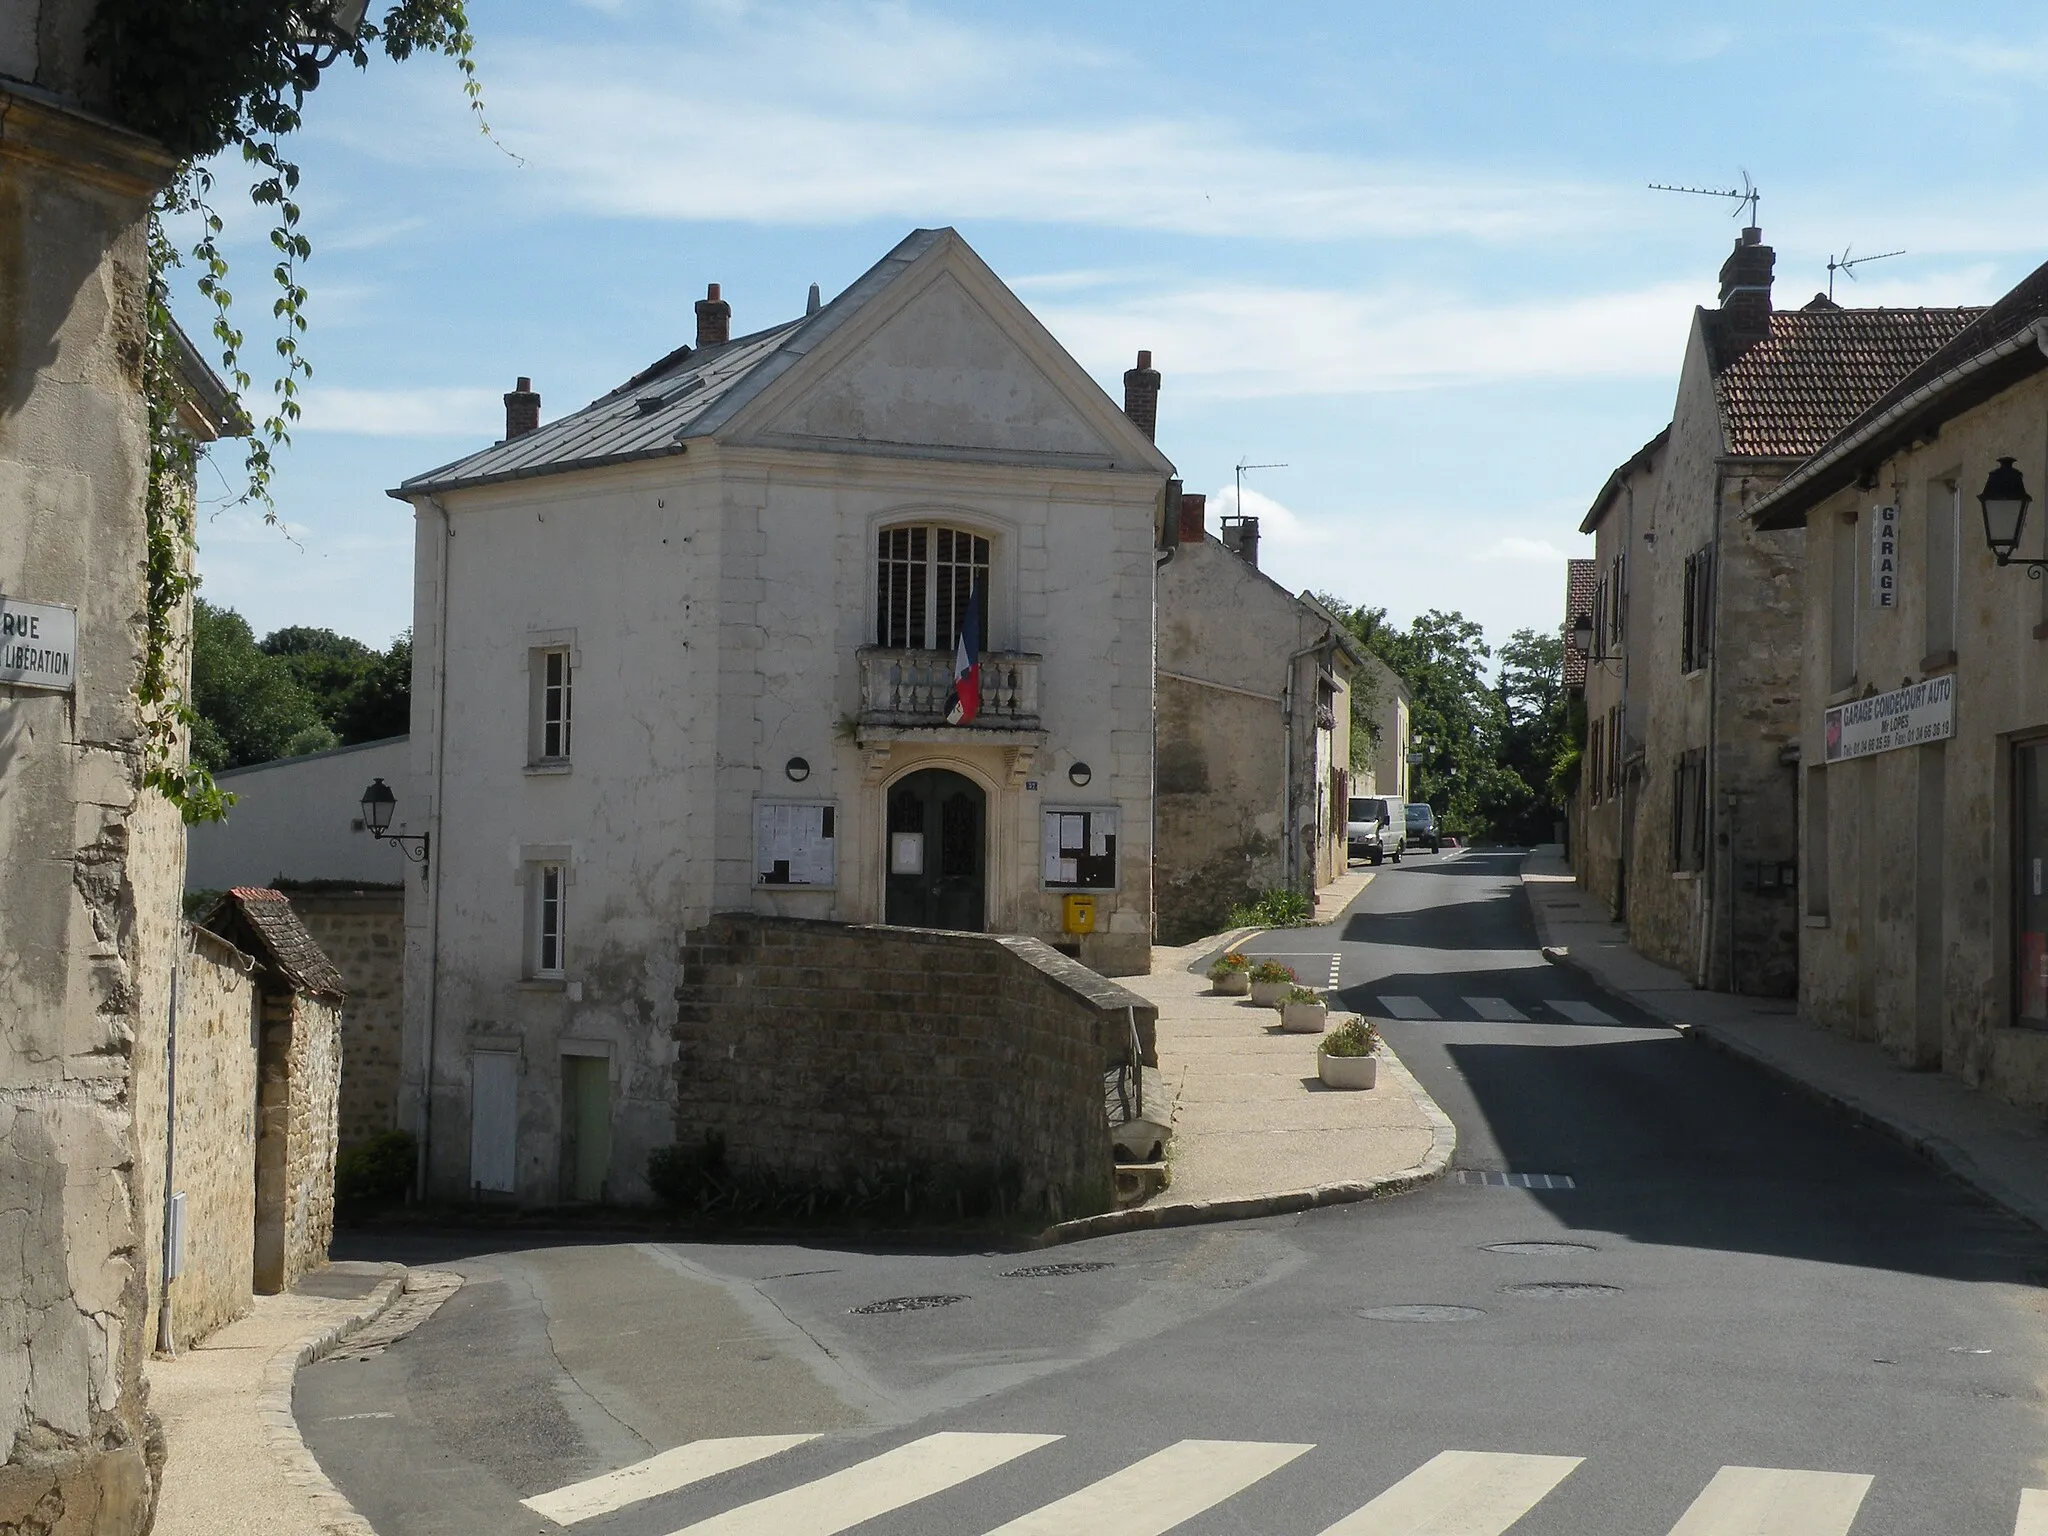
[86,2,492,819]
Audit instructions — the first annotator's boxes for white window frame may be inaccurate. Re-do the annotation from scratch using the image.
[526,632,578,769]
[875,523,991,652]
[524,857,570,980]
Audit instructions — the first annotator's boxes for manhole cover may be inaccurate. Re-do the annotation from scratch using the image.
[1484,1241,1597,1256]
[849,1294,967,1315]
[1501,1281,1621,1298]
[1358,1304,1487,1323]
[1000,1262,1113,1278]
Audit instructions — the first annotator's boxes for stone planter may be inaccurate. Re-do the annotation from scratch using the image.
[1281,1000,1329,1034]
[1249,979,1292,1008]
[1211,971,1250,996]
[1319,1051,1378,1089]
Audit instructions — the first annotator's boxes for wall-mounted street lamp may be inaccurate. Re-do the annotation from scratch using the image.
[1980,457,2043,576]
[1068,762,1093,787]
[292,0,373,88]
[1568,613,1595,655]
[358,777,429,867]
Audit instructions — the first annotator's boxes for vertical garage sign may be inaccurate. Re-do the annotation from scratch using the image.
[0,597,77,692]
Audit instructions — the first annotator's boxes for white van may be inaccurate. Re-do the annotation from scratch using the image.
[1346,795,1406,865]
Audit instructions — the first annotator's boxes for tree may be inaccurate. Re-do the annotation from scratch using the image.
[1494,627,1569,843]
[335,632,413,742]
[189,600,331,770]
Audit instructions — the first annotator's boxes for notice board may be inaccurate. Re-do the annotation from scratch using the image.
[755,801,836,887]
[1042,806,1118,889]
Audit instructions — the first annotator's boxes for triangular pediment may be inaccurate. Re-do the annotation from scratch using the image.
[730,261,1150,465]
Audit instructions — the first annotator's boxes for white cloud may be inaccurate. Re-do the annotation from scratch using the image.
[1474,536,1569,564]
[1045,277,1703,399]
[299,386,503,437]
[1207,484,1331,548]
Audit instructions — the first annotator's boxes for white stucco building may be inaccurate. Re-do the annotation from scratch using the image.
[392,228,1175,1203]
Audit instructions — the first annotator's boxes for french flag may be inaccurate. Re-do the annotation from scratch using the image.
[946,580,982,726]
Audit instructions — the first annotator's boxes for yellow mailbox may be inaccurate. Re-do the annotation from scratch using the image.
[1062,893,1097,935]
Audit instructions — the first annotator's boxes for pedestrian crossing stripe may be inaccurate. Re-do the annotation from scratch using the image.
[1456,1171,1576,1189]
[1370,997,1630,1025]
[1377,996,1440,1019]
[981,1438,1311,1535]
[1314,1449,1580,1535]
[518,1434,2047,1535]
[1464,997,1528,1021]
[523,1435,818,1525]
[1547,999,1620,1025]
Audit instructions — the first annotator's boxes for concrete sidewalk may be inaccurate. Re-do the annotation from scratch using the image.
[1523,844,2048,1236]
[147,1262,411,1536]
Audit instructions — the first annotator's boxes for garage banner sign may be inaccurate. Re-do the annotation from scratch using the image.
[0,596,77,693]
[1824,674,1954,763]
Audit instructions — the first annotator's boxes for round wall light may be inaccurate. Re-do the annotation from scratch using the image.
[785,756,811,782]
[1068,761,1092,787]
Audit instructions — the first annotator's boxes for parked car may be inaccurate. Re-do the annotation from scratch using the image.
[1347,796,1405,865]
[1404,801,1442,853]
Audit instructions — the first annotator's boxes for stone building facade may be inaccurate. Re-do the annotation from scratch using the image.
[1154,495,1372,942]
[393,228,1175,1205]
[1611,228,1977,996]
[286,888,405,1151]
[1753,261,2048,1110]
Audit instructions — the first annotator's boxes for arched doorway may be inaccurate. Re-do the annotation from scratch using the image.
[885,768,986,931]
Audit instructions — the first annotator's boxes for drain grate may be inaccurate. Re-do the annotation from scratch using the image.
[849,1294,967,1315]
[1000,1262,1113,1279]
[1484,1241,1596,1256]
[1359,1304,1487,1323]
[1458,1171,1577,1189]
[1501,1281,1620,1298]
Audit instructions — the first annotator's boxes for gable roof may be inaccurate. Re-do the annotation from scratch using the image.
[1563,558,1596,691]
[200,887,346,999]
[1706,303,1983,461]
[1581,424,1670,534]
[395,228,1166,498]
[1752,257,2048,529]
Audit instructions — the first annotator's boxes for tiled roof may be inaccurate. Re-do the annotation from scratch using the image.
[1709,303,1983,459]
[397,229,950,498]
[202,887,346,999]
[1563,558,1596,690]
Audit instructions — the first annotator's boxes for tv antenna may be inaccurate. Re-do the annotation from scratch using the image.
[1826,245,1905,301]
[1233,458,1287,516]
[1649,169,1760,227]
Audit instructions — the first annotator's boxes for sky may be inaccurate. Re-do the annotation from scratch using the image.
[171,0,2048,658]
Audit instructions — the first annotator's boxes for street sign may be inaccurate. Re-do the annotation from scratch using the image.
[1824,674,1954,763]
[0,596,77,693]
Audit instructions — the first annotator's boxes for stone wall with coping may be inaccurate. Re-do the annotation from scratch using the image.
[671,915,1153,1219]
[287,889,405,1151]
[254,992,341,1294]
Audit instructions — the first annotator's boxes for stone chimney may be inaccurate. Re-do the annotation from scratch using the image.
[1123,349,1161,441]
[503,376,539,440]
[1178,492,1207,544]
[1718,227,1775,348]
[695,282,731,348]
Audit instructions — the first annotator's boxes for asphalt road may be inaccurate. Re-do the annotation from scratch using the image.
[302,849,2048,1535]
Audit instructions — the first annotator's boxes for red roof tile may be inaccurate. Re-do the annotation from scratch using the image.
[1563,558,1596,690]
[1710,304,1983,459]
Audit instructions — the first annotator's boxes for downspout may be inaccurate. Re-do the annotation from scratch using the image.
[416,494,453,1200]
[1153,479,1178,944]
[1701,465,1725,991]
[156,957,179,1356]
[1283,630,1333,893]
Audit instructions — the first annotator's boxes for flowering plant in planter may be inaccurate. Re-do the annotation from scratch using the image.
[1283,984,1321,1004]
[1319,1017,1380,1057]
[1248,961,1296,985]
[1206,952,1252,980]
[1281,985,1330,1033]
[1317,1016,1380,1087]
[1247,960,1297,1009]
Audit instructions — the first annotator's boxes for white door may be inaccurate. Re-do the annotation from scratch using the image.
[469,1050,519,1194]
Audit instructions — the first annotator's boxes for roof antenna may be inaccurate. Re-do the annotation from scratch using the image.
[1825,245,1905,302]
[1649,168,1761,228]
[806,283,821,315]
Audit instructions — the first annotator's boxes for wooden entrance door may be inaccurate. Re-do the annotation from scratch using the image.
[884,769,986,931]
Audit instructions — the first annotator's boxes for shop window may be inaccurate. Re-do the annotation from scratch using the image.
[2016,741,2048,1028]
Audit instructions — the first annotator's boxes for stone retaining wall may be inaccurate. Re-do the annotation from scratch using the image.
[287,889,404,1151]
[672,916,1156,1219]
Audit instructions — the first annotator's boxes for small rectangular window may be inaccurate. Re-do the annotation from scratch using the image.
[542,649,572,759]
[1672,750,1708,872]
[2017,742,2048,1027]
[1588,718,1604,807]
[531,862,567,978]
[1681,547,1714,673]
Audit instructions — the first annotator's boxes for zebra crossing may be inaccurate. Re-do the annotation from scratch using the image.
[520,1430,2042,1534]
[1370,994,1623,1025]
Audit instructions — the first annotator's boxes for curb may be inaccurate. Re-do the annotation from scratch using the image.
[252,1263,408,1536]
[1032,1039,1457,1247]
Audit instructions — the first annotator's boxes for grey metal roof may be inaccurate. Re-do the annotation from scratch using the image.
[395,228,951,499]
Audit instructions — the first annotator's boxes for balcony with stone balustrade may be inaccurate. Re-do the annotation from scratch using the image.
[854,647,1046,783]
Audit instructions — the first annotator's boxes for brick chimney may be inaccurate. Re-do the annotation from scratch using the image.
[503,376,540,440]
[1718,227,1775,348]
[695,282,731,348]
[1178,492,1206,544]
[1123,349,1161,441]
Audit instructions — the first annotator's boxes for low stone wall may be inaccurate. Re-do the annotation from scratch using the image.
[287,888,404,1151]
[254,993,341,1293]
[672,916,1156,1219]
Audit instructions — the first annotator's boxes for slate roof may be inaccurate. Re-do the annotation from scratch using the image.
[201,887,346,999]
[1563,558,1596,691]
[1750,256,2048,528]
[1707,301,1983,460]
[397,229,950,498]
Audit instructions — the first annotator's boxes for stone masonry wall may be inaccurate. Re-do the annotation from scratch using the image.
[673,915,1156,1219]
[134,928,259,1354]
[288,890,404,1151]
[253,992,341,1293]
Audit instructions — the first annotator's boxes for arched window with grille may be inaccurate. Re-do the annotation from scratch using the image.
[876,524,989,651]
